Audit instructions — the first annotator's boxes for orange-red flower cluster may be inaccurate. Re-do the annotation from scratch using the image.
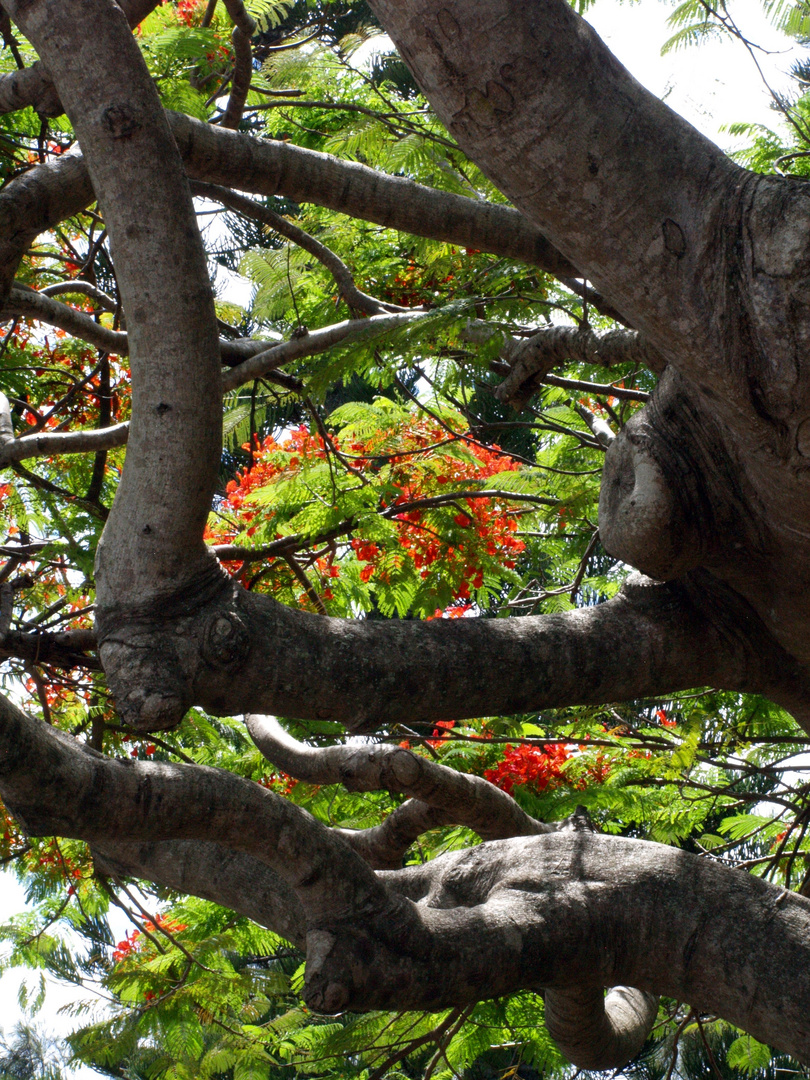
[484,743,574,796]
[484,742,610,796]
[209,418,528,610]
[112,914,188,964]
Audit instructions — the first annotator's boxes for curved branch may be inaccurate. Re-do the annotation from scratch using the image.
[192,181,410,315]
[464,320,663,409]
[336,800,454,870]
[245,713,557,842]
[92,839,306,946]
[0,0,164,117]
[544,986,659,1070]
[0,689,390,928]
[4,285,128,353]
[39,279,118,312]
[495,326,664,409]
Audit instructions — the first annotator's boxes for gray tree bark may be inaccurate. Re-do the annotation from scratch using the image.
[1,0,810,1068]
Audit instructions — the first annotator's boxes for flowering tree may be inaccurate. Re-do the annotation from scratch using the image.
[1,0,810,1075]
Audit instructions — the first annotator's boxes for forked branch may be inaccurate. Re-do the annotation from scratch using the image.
[1,689,807,1064]
[246,713,565,847]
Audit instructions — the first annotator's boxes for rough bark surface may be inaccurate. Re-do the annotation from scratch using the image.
[1,0,810,1068]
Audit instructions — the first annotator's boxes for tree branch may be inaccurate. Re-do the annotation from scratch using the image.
[543,986,660,1071]
[39,279,117,312]
[336,800,455,870]
[98,567,810,734]
[2,690,809,1065]
[463,321,663,410]
[0,111,586,306]
[245,714,560,842]
[1,284,295,367]
[367,0,738,363]
[192,181,410,315]
[0,688,390,929]
[92,838,306,947]
[0,0,164,117]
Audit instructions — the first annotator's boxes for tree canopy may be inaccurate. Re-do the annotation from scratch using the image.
[1,0,810,1077]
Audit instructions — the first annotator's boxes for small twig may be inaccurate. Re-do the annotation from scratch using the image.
[283,553,327,615]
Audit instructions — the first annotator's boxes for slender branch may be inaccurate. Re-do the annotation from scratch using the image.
[0,388,129,467]
[220,311,427,391]
[39,280,117,312]
[4,284,285,364]
[4,285,128,353]
[542,373,649,403]
[0,312,430,467]
[192,181,410,315]
[217,0,257,129]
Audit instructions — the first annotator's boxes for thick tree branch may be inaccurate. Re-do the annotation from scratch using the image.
[92,839,306,947]
[543,986,660,1071]
[0,690,390,929]
[0,0,163,117]
[98,567,810,733]
[0,626,98,670]
[170,111,579,281]
[245,714,559,842]
[0,112,585,306]
[375,834,810,1061]
[2,692,809,1064]
[0,147,94,301]
[367,0,738,364]
[0,61,60,116]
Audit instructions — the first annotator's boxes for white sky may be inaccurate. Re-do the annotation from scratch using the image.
[2,0,806,1073]
[586,0,804,146]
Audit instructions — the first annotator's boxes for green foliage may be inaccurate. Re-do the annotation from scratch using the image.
[0,2,808,1078]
